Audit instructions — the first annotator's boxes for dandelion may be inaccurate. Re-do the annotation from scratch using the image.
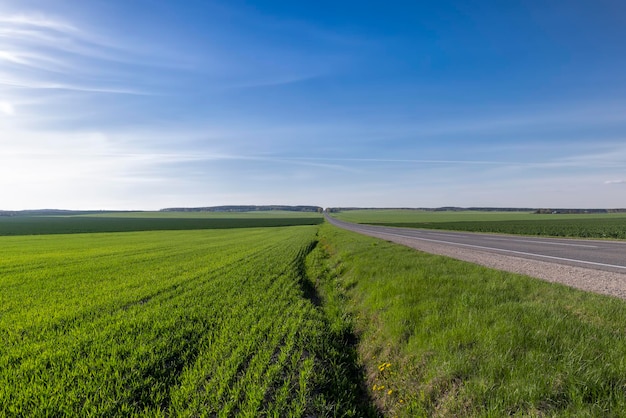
[387,389,393,395]
[378,362,392,372]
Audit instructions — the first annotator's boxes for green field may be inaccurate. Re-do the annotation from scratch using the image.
[78,210,323,219]
[332,209,626,239]
[0,211,322,236]
[4,214,626,416]
[0,224,373,416]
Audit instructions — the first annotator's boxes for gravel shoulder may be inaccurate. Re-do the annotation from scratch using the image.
[332,219,626,300]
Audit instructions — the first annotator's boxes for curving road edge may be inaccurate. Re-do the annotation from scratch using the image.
[325,213,626,300]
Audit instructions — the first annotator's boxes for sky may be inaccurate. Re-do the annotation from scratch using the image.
[1,0,626,210]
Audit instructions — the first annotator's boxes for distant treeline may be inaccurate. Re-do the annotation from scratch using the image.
[328,207,626,214]
[328,207,536,213]
[534,208,626,214]
[161,205,323,213]
[0,206,324,217]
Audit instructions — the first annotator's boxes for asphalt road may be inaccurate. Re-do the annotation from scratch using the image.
[325,214,626,274]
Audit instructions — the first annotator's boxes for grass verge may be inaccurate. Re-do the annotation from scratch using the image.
[311,222,626,416]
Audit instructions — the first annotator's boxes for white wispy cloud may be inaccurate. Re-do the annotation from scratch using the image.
[605,180,626,185]
[0,13,152,66]
[0,13,146,94]
[0,14,78,33]
[224,72,326,89]
[348,101,626,140]
[549,145,626,169]
[0,77,146,94]
[288,157,513,166]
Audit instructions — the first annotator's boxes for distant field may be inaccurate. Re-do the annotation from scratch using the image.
[333,209,626,239]
[0,211,322,236]
[0,225,371,416]
[78,210,323,218]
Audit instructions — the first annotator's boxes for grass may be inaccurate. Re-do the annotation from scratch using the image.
[308,223,626,416]
[5,215,626,416]
[0,226,374,416]
[332,209,626,239]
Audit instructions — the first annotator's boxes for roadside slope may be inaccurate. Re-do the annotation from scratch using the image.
[310,222,626,416]
[326,214,626,300]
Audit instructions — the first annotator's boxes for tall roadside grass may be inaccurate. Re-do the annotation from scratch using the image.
[309,223,626,416]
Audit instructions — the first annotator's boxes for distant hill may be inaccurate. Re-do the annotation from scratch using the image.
[160,205,323,213]
[534,208,626,214]
[0,209,118,217]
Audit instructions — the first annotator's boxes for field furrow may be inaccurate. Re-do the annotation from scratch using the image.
[0,226,342,416]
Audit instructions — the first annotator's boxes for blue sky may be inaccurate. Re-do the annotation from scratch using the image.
[1,0,625,210]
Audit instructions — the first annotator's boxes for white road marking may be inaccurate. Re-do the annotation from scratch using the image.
[400,231,599,248]
[370,230,626,271]
[472,237,598,248]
